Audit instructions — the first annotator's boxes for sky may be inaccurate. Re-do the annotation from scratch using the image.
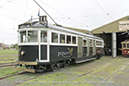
[0,0,129,44]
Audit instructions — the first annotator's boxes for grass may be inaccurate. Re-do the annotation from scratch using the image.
[18,56,129,86]
[0,49,17,55]
[0,67,20,77]
[0,49,19,77]
[0,49,129,86]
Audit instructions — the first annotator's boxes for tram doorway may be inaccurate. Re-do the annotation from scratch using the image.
[94,32,126,56]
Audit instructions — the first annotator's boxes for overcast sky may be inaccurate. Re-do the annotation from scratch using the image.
[0,0,129,44]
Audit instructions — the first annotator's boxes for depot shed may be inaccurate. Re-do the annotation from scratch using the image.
[92,16,129,57]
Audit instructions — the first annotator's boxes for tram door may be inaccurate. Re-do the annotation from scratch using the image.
[40,31,48,62]
[93,40,96,55]
[78,37,83,58]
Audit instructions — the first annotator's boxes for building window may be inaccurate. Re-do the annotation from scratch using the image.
[60,34,65,43]
[52,32,58,43]
[67,35,71,44]
[72,36,76,44]
[41,31,47,42]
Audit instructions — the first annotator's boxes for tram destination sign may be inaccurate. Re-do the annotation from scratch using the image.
[119,21,129,31]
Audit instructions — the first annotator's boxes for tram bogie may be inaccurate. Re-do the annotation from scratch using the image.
[15,15,104,73]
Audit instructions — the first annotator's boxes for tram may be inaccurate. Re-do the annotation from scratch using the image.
[15,15,104,73]
[121,39,129,55]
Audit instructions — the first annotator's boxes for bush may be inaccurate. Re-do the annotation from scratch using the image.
[3,46,6,50]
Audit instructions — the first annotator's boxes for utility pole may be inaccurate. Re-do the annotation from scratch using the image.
[3,39,4,48]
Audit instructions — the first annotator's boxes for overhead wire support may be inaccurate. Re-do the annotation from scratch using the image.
[33,0,58,26]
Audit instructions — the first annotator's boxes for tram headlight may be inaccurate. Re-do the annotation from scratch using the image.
[21,51,25,56]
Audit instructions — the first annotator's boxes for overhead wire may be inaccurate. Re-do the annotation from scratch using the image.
[39,0,88,27]
[0,14,23,21]
[0,0,15,8]
[94,0,113,20]
[23,0,28,21]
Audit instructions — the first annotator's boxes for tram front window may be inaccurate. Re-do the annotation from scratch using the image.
[28,31,38,42]
[123,43,126,48]
[20,31,26,43]
[127,44,129,48]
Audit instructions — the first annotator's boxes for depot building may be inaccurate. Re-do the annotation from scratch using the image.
[91,16,129,57]
[65,16,129,57]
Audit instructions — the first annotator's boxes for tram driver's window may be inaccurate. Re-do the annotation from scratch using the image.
[60,34,65,43]
[72,36,76,44]
[67,35,71,44]
[123,43,126,48]
[127,44,129,48]
[28,31,38,42]
[20,31,26,43]
[41,31,47,42]
[52,32,58,43]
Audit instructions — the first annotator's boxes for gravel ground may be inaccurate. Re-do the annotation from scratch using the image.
[0,56,129,86]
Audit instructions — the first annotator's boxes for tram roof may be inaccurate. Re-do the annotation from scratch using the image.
[20,19,102,40]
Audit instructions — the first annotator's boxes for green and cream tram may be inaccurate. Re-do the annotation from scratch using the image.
[16,16,104,73]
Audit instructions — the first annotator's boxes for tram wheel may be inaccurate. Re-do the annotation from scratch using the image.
[96,55,100,59]
[51,63,59,72]
[63,60,70,68]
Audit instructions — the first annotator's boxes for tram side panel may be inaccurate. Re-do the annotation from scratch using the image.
[41,45,47,60]
[50,46,77,63]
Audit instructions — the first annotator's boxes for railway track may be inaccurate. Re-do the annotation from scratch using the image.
[9,71,53,86]
[0,58,16,61]
[0,62,16,68]
[95,62,129,86]
[53,63,111,85]
[0,55,18,57]
[0,72,26,80]
[53,59,129,86]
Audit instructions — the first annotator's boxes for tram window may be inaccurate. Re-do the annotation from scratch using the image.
[28,31,38,42]
[89,39,92,47]
[67,35,71,44]
[123,43,126,48]
[72,36,76,44]
[96,41,102,46]
[41,31,47,42]
[52,32,58,43]
[60,34,65,43]
[83,40,87,46]
[127,44,129,48]
[20,31,26,43]
[19,23,31,29]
